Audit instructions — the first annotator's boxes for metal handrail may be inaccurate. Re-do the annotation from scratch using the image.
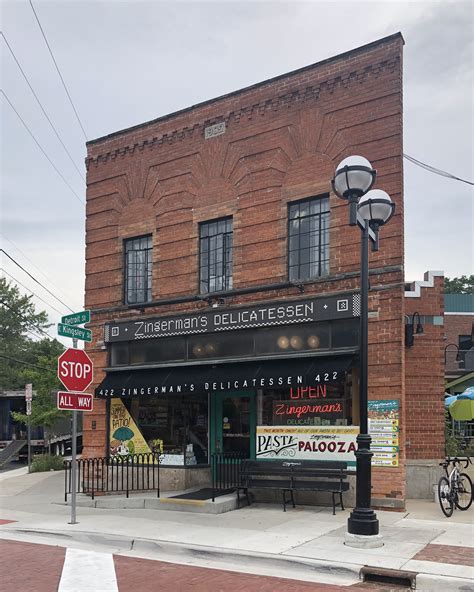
[64,452,160,501]
[211,451,246,502]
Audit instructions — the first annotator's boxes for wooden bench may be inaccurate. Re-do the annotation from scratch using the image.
[237,459,349,514]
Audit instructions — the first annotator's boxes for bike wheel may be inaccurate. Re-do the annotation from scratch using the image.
[455,473,473,511]
[438,477,454,517]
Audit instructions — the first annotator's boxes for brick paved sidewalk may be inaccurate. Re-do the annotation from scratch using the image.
[413,543,474,567]
[0,539,414,592]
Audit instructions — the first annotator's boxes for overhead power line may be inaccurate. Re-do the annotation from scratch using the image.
[1,299,54,341]
[0,233,79,309]
[0,89,85,206]
[28,0,88,140]
[1,249,75,313]
[0,353,53,373]
[1,32,86,183]
[404,153,474,186]
[1,268,64,315]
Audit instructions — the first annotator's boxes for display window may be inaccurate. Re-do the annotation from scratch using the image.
[115,394,209,466]
[258,369,354,427]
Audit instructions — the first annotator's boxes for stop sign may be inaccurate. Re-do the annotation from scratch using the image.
[58,349,93,392]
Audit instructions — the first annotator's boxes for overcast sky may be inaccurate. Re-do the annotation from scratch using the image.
[1,0,473,344]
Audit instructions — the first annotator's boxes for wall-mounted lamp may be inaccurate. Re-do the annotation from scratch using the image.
[405,312,424,347]
[206,297,225,307]
[444,343,461,364]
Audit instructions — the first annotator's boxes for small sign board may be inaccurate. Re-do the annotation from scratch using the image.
[57,391,93,412]
[25,383,33,402]
[57,323,92,342]
[26,400,32,416]
[61,310,90,326]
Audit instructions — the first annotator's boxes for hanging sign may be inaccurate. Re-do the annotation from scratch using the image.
[368,400,400,467]
[256,426,358,467]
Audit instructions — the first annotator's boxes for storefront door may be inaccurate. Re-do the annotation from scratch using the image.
[210,392,256,459]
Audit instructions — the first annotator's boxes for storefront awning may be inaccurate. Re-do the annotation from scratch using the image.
[95,355,355,398]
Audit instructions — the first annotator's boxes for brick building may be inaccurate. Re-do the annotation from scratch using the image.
[444,294,474,385]
[83,33,445,506]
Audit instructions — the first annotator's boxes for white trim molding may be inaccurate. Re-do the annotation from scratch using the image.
[405,270,444,298]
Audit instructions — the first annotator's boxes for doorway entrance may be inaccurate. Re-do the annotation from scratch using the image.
[210,392,256,459]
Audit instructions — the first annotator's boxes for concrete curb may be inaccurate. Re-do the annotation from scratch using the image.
[1,526,362,586]
[2,525,473,590]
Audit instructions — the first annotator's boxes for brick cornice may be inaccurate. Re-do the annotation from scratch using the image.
[85,56,400,170]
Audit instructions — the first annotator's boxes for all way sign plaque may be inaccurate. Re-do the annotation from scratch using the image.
[57,392,93,412]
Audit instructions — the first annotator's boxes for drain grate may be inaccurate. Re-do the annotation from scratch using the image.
[360,566,416,589]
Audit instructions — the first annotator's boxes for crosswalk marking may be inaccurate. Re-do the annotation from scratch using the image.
[58,548,118,592]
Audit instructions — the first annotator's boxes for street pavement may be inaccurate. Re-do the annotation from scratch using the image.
[0,469,473,591]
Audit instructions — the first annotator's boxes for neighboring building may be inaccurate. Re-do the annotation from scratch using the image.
[404,271,445,498]
[83,33,445,506]
[444,294,474,384]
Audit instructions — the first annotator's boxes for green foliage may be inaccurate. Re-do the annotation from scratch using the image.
[30,454,64,473]
[444,410,474,457]
[1,277,66,432]
[444,275,474,294]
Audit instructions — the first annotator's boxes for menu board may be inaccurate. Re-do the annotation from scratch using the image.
[368,400,399,467]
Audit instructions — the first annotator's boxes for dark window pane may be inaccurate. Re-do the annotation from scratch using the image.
[124,235,152,304]
[331,318,359,348]
[287,196,330,281]
[199,217,233,294]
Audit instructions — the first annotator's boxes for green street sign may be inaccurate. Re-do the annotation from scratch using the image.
[61,310,90,326]
[57,323,92,342]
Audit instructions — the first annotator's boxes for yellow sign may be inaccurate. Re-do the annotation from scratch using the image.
[109,399,152,457]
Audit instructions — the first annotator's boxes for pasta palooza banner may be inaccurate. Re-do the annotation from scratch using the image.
[256,426,358,466]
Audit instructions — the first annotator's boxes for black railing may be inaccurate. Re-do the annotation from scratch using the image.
[211,452,246,502]
[64,453,160,501]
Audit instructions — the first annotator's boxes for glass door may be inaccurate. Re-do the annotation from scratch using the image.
[211,392,256,459]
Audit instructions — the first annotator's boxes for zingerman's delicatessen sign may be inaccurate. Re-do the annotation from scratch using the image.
[97,293,361,397]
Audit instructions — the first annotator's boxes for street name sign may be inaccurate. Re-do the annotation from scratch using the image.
[61,310,90,326]
[57,323,92,342]
[57,392,93,412]
[58,348,93,392]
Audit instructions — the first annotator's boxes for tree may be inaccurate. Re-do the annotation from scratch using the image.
[0,277,53,389]
[1,278,66,450]
[444,275,474,294]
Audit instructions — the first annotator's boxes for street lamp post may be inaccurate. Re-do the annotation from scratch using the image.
[332,158,395,544]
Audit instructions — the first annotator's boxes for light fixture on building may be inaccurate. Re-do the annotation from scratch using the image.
[307,335,320,349]
[444,343,461,363]
[332,155,376,225]
[277,336,289,350]
[205,343,217,356]
[405,312,424,347]
[192,344,205,357]
[290,335,303,350]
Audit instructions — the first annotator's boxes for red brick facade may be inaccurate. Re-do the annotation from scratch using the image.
[404,272,445,461]
[82,34,435,505]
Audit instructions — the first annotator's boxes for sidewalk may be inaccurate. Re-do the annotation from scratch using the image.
[0,470,472,590]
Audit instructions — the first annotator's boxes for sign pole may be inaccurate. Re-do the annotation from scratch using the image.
[25,384,33,473]
[27,422,31,473]
[69,337,78,525]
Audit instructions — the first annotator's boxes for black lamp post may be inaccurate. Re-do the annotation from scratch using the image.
[332,158,395,542]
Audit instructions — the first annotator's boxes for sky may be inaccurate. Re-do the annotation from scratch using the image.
[1,0,473,345]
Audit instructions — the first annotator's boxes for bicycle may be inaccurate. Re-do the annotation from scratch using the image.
[438,456,473,517]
